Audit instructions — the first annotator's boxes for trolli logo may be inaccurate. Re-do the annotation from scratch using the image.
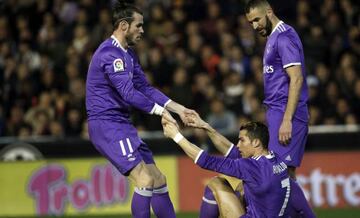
[28,164,130,215]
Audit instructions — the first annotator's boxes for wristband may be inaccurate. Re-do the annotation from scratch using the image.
[173,132,184,143]
[150,103,164,116]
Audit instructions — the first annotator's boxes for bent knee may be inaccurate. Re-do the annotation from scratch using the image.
[137,172,155,188]
[207,177,231,192]
[153,172,167,187]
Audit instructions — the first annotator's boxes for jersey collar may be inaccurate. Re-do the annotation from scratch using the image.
[111,35,127,52]
[270,20,284,36]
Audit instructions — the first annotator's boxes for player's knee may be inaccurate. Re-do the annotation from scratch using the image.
[138,172,154,188]
[207,177,229,192]
[152,171,167,186]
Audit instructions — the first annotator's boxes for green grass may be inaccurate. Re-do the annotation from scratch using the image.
[2,208,360,218]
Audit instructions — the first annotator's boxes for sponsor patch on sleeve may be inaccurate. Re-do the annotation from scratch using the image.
[113,58,124,72]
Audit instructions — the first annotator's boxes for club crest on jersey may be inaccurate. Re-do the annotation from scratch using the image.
[113,58,124,72]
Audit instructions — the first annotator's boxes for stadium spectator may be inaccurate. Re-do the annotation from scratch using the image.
[0,0,359,137]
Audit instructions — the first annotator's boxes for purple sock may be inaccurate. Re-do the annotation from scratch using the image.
[199,186,219,218]
[150,184,176,218]
[131,188,152,218]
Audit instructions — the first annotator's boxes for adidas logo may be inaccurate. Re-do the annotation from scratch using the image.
[285,155,292,161]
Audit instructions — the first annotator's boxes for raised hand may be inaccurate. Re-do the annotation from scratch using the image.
[161,116,180,139]
[162,109,177,126]
[185,111,209,129]
[179,108,198,126]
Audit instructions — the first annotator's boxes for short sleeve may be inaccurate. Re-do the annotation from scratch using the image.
[277,33,302,69]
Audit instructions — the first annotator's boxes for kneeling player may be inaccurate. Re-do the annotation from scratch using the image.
[163,117,315,217]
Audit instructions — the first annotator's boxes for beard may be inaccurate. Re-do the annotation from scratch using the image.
[264,15,273,36]
[125,33,136,46]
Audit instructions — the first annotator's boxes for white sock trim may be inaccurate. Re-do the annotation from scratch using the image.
[153,186,168,194]
[202,196,217,205]
[134,187,153,197]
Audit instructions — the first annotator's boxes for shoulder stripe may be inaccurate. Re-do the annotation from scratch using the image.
[280,23,286,32]
[111,35,127,52]
[251,155,262,160]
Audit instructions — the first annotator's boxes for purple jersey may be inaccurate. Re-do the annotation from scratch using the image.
[263,21,308,122]
[86,35,170,123]
[196,146,291,217]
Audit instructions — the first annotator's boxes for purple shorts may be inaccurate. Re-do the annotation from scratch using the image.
[266,109,308,167]
[88,120,155,175]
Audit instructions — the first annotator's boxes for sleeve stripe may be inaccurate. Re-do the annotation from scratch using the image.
[164,99,172,108]
[194,150,204,164]
[283,62,301,68]
[224,144,235,157]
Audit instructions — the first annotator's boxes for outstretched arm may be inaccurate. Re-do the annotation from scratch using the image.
[165,101,197,126]
[131,51,196,125]
[162,117,251,179]
[188,112,233,155]
[162,117,202,160]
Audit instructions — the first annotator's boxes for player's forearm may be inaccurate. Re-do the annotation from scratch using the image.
[206,125,233,154]
[174,134,202,161]
[165,101,185,114]
[284,73,303,121]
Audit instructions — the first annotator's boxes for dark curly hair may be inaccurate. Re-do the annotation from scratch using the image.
[240,121,269,149]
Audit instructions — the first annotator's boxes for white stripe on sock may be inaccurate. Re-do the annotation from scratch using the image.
[134,187,153,197]
[202,196,217,205]
[153,186,168,194]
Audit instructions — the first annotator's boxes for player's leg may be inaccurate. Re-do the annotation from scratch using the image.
[288,179,316,218]
[266,109,308,179]
[138,142,176,218]
[128,161,154,218]
[208,177,245,218]
[146,164,176,218]
[199,176,243,218]
[88,121,155,218]
[287,119,308,179]
[199,185,219,218]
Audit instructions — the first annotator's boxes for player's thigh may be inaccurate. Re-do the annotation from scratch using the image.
[146,164,166,187]
[208,177,245,217]
[128,161,154,188]
[88,120,145,175]
[219,175,243,192]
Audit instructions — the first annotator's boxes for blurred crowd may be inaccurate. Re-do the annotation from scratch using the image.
[0,0,359,139]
